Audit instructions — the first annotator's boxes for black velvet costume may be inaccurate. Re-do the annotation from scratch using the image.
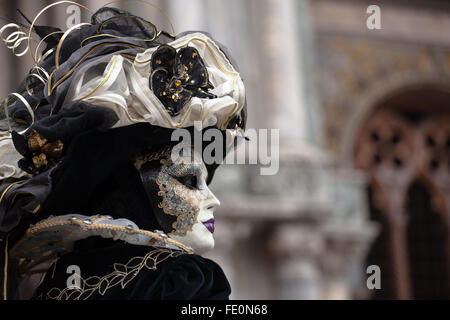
[33,238,231,300]
[28,121,231,300]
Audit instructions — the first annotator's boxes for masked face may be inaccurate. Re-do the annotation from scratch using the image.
[134,147,220,254]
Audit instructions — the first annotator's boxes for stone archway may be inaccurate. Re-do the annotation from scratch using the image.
[352,82,450,299]
[340,72,450,167]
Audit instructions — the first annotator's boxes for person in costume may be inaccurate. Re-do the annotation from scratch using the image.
[0,4,246,300]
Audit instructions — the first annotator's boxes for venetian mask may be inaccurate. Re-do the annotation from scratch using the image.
[134,146,220,254]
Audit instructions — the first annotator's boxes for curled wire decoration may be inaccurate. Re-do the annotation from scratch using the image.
[24,74,46,96]
[0,3,94,136]
[0,0,177,135]
[3,93,35,134]
[54,22,92,69]
[36,48,54,66]
[30,66,50,82]
[24,66,50,97]
[33,30,65,66]
[0,23,51,131]
[27,0,97,66]
[0,23,32,57]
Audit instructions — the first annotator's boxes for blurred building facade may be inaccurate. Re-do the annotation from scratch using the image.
[312,0,450,299]
[1,0,450,299]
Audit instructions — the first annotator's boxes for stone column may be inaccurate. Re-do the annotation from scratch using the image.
[321,225,378,299]
[256,0,317,146]
[269,223,324,299]
[167,0,208,32]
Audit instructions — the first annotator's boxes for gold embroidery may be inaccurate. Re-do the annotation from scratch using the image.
[28,129,47,152]
[41,140,63,158]
[32,153,47,168]
[44,248,183,300]
[27,129,64,168]
[10,215,193,256]
[133,146,172,170]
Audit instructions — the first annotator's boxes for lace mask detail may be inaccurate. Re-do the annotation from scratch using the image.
[155,156,200,237]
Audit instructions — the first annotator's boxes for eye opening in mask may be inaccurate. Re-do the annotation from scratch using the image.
[175,173,198,190]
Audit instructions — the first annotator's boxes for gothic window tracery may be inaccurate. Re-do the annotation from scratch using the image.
[355,92,450,299]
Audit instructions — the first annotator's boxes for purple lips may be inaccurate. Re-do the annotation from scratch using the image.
[202,218,215,234]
